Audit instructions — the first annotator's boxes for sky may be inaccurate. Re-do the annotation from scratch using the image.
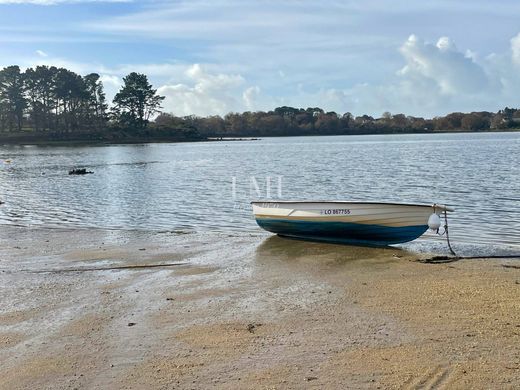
[1,0,520,118]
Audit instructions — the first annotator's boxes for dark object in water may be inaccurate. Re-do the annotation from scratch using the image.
[0,200,4,205]
[69,168,93,175]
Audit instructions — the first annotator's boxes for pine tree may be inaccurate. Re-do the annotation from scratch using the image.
[112,72,164,131]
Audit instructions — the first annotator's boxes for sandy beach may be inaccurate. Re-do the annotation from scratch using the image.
[0,226,519,389]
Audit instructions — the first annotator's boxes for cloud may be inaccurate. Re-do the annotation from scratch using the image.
[510,32,520,66]
[80,0,520,117]
[87,0,397,88]
[157,64,255,116]
[269,33,520,117]
[398,34,489,95]
[35,49,48,57]
[99,74,120,86]
[99,74,122,99]
[242,86,260,110]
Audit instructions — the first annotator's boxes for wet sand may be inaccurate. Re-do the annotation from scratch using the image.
[0,226,519,389]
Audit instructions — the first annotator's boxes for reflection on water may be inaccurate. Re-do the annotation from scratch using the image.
[0,132,519,253]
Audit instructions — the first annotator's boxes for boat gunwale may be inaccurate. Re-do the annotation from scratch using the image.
[251,200,454,212]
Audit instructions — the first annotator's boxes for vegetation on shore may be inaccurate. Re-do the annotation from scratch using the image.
[170,107,520,138]
[1,64,519,144]
[0,65,199,144]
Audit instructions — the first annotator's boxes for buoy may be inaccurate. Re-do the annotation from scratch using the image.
[428,213,441,231]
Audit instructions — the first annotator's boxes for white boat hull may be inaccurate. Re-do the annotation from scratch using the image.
[251,201,453,246]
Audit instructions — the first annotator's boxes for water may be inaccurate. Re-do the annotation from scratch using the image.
[1,132,519,253]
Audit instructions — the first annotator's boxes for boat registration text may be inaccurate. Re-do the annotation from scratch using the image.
[320,209,351,215]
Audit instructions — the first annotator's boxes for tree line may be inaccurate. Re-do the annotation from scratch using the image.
[1,64,519,141]
[0,65,164,136]
[157,107,520,138]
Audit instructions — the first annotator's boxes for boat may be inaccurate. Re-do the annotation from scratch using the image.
[251,201,454,246]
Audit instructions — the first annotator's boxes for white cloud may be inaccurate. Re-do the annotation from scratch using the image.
[465,49,477,61]
[99,74,120,86]
[272,33,520,117]
[80,0,520,117]
[398,34,489,95]
[510,32,520,66]
[35,49,48,57]
[242,86,260,110]
[86,0,397,90]
[99,74,121,99]
[157,64,252,117]
[435,36,456,52]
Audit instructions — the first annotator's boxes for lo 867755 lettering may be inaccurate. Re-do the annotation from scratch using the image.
[320,209,351,215]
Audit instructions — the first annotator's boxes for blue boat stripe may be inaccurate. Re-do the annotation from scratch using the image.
[255,218,428,246]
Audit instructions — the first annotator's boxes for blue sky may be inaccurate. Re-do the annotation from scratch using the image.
[1,0,520,117]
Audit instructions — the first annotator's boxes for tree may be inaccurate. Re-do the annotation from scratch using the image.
[24,65,59,132]
[382,111,392,120]
[315,112,340,134]
[0,66,27,132]
[83,73,108,130]
[461,112,490,131]
[112,72,165,130]
[24,67,43,131]
[54,68,91,132]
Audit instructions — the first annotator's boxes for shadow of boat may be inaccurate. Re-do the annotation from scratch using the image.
[254,235,414,267]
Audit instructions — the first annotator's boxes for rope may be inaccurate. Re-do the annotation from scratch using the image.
[418,255,520,264]
[421,210,520,263]
[443,210,458,258]
[286,206,517,264]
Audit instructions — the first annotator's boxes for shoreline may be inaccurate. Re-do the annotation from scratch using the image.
[1,226,518,389]
[1,129,518,147]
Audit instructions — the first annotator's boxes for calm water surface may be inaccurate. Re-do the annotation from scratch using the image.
[1,132,519,254]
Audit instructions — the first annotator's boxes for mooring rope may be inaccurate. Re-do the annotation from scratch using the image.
[418,255,520,264]
[419,210,520,263]
[443,210,458,258]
